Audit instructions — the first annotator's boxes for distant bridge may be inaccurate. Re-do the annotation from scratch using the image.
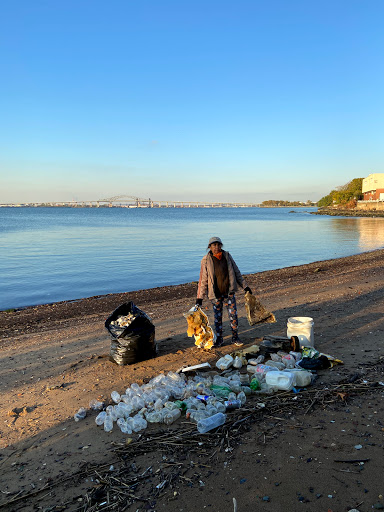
[2,195,261,208]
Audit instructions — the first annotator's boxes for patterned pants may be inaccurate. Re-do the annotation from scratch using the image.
[211,294,239,341]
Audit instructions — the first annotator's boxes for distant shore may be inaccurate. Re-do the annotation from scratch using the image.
[312,208,384,217]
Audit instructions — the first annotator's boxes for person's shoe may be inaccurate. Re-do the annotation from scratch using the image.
[214,336,224,347]
[233,338,243,347]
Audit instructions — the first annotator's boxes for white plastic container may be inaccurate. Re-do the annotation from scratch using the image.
[283,369,312,387]
[287,317,314,348]
[216,354,234,370]
[265,371,295,391]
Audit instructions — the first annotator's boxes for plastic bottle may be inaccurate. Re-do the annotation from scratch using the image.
[247,355,265,365]
[131,415,147,432]
[163,409,181,425]
[237,391,246,405]
[74,407,87,421]
[146,411,164,423]
[284,369,312,387]
[104,413,113,432]
[111,391,121,403]
[233,356,243,369]
[267,360,286,370]
[215,401,226,413]
[95,411,107,425]
[281,354,296,369]
[89,399,104,411]
[197,412,226,433]
[254,364,279,376]
[250,378,261,391]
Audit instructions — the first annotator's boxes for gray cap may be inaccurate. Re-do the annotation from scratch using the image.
[208,236,223,246]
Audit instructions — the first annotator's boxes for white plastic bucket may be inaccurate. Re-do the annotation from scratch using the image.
[287,317,314,348]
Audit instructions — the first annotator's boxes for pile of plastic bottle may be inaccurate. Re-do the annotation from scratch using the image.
[74,370,252,434]
[74,348,314,434]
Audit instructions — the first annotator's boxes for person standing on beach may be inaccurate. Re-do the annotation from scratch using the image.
[196,236,252,347]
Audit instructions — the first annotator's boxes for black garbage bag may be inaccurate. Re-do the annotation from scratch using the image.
[298,355,331,370]
[105,302,156,365]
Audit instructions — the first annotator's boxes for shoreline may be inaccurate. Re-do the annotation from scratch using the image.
[1,247,384,340]
[1,244,384,510]
[312,208,384,217]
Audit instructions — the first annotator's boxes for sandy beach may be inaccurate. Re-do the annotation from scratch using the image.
[1,249,384,511]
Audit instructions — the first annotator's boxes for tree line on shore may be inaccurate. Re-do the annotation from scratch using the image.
[317,178,363,208]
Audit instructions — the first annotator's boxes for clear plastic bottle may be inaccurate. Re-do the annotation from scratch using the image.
[74,407,87,421]
[215,401,226,413]
[233,356,243,369]
[95,411,107,425]
[131,415,147,432]
[146,411,164,423]
[104,413,113,432]
[197,412,226,433]
[117,418,133,434]
[89,399,104,411]
[163,409,181,425]
[111,391,121,403]
[237,391,247,405]
[106,405,118,421]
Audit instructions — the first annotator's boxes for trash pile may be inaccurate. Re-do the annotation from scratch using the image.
[184,306,215,350]
[105,302,157,365]
[74,334,342,435]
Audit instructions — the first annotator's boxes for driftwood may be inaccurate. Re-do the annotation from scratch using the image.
[2,369,382,511]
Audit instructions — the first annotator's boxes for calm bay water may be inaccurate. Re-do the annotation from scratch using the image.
[1,206,384,310]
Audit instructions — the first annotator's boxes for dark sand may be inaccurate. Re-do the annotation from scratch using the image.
[0,249,384,511]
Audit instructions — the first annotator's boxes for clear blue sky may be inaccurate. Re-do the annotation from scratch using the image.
[1,0,383,203]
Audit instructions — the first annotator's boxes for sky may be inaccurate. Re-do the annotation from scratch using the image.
[1,0,383,204]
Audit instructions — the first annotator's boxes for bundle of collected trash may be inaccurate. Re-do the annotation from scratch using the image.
[105,302,157,365]
[184,306,215,350]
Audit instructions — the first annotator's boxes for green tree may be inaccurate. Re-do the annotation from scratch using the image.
[318,178,363,207]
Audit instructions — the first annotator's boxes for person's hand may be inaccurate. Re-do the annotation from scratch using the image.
[195,298,203,306]
[244,287,252,294]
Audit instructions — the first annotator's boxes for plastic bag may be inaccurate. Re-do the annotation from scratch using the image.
[184,306,216,350]
[105,302,156,365]
[244,292,276,326]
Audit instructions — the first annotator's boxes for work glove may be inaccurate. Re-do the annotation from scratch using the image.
[195,298,203,306]
[244,287,252,294]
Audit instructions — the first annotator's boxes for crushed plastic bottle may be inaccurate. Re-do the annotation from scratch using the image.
[89,399,104,411]
[74,407,87,422]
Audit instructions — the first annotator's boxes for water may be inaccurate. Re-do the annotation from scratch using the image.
[1,206,383,310]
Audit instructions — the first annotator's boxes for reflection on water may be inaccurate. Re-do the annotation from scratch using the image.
[331,218,384,251]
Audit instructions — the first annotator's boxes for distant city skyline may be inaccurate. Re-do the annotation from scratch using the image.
[1,0,383,203]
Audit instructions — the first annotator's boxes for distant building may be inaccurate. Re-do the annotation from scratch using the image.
[362,173,384,200]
